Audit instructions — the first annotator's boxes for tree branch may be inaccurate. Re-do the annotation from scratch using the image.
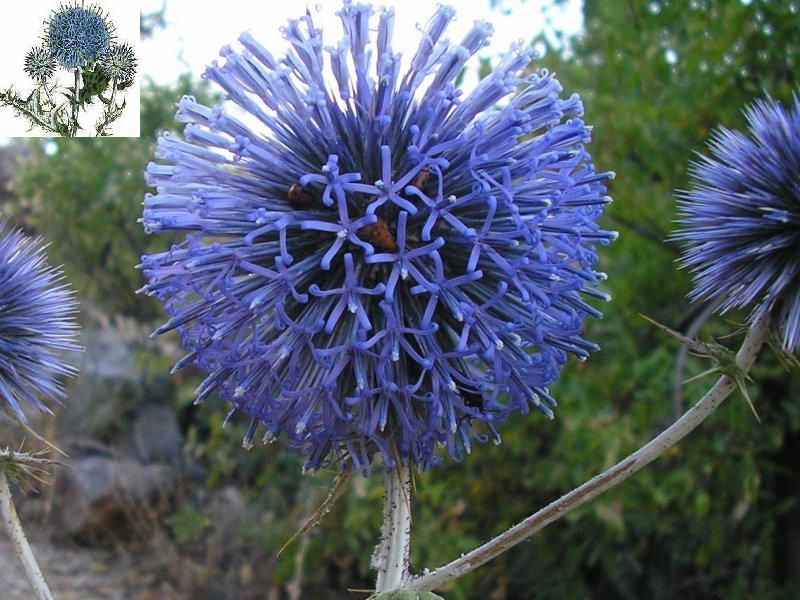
[408,313,770,592]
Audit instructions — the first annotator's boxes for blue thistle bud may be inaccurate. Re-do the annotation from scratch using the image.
[675,94,800,353]
[99,43,136,85]
[0,222,80,421]
[141,2,613,473]
[23,46,57,83]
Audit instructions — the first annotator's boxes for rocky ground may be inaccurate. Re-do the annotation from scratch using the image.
[0,528,132,599]
[0,524,343,600]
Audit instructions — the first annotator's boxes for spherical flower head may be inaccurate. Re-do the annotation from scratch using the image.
[141,2,614,474]
[99,43,136,85]
[675,94,800,353]
[0,222,80,421]
[45,3,113,70]
[24,46,57,83]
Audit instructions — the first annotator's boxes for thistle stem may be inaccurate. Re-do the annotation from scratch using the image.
[70,69,80,137]
[372,463,412,592]
[96,79,118,136]
[0,468,54,600]
[409,313,770,592]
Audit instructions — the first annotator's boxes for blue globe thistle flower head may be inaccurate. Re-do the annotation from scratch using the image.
[0,222,80,421]
[675,94,800,353]
[141,2,614,474]
[24,46,57,82]
[45,3,113,70]
[99,43,137,85]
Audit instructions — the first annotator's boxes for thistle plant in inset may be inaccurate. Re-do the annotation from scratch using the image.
[0,2,135,137]
[23,46,57,83]
[0,223,80,422]
[674,94,800,353]
[99,42,136,87]
[44,2,113,70]
[141,2,614,477]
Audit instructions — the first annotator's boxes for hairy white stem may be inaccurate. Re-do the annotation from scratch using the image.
[372,463,412,592]
[409,314,770,592]
[0,469,54,600]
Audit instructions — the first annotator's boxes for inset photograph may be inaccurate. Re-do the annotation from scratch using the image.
[0,0,140,137]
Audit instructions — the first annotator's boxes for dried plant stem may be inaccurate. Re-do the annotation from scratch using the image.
[286,526,310,600]
[278,471,352,557]
[0,468,54,600]
[672,299,721,417]
[409,313,770,592]
[373,463,412,592]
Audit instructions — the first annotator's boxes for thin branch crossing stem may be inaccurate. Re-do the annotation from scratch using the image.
[408,313,770,592]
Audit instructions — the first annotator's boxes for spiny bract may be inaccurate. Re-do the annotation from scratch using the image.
[45,3,112,70]
[0,222,80,421]
[675,94,800,353]
[141,2,614,473]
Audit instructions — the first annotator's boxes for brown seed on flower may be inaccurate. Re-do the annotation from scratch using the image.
[411,167,431,190]
[288,183,315,208]
[360,218,398,253]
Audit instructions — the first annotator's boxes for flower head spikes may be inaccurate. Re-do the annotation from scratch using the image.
[23,46,57,83]
[0,222,80,421]
[675,94,800,353]
[45,3,113,70]
[141,2,614,474]
[99,43,136,85]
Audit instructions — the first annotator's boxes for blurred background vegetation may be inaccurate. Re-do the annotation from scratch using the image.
[1,0,799,598]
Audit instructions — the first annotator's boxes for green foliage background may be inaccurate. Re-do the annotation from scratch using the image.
[5,0,800,597]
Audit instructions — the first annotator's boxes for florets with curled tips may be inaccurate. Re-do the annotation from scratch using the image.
[140,2,614,473]
[23,46,57,83]
[0,222,80,420]
[99,43,136,85]
[45,3,113,70]
[674,94,800,353]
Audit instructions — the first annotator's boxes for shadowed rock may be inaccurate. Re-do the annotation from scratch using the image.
[50,455,175,543]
